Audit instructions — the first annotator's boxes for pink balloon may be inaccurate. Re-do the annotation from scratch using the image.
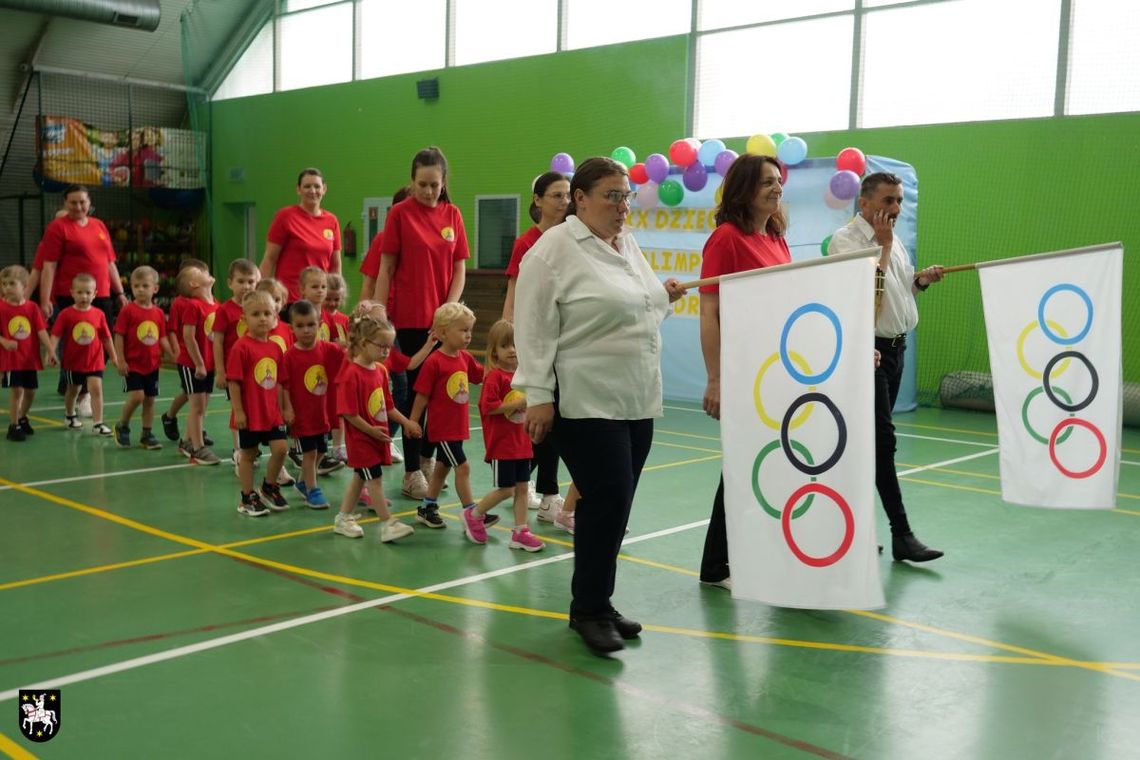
[637,182,659,209]
[824,189,851,210]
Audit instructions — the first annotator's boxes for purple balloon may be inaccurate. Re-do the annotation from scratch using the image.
[550,152,575,174]
[714,149,738,176]
[644,153,669,184]
[829,170,861,201]
[683,161,708,192]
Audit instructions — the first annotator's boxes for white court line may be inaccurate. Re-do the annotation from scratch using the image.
[0,463,194,492]
[0,518,710,701]
[31,392,227,413]
[897,448,998,477]
[895,432,997,449]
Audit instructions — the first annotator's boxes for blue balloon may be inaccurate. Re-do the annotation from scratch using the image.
[777,136,808,166]
[697,139,726,167]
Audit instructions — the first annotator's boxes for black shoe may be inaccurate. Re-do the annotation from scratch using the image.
[892,534,943,563]
[878,544,883,555]
[259,481,290,511]
[569,617,624,654]
[287,449,304,469]
[6,424,26,442]
[317,453,344,475]
[114,423,131,448]
[483,513,500,528]
[416,505,446,528]
[161,413,179,441]
[138,431,162,450]
[17,417,34,435]
[203,430,214,447]
[608,610,642,639]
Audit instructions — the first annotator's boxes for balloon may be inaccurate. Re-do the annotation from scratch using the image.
[821,234,833,255]
[644,153,669,184]
[777,136,808,166]
[682,162,708,192]
[745,133,777,157]
[823,188,851,209]
[669,139,698,167]
[779,161,788,186]
[697,139,725,167]
[714,149,738,176]
[629,162,649,185]
[658,179,684,207]
[611,146,636,168]
[771,132,788,146]
[550,152,574,174]
[637,181,659,209]
[836,147,866,175]
[829,170,861,201]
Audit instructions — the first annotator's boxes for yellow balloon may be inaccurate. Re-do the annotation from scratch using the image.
[746,133,777,157]
[715,182,724,204]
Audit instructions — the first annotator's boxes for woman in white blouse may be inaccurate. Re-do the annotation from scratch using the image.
[513,157,686,655]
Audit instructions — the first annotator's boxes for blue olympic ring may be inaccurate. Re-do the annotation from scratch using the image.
[1037,283,1093,346]
[779,303,843,385]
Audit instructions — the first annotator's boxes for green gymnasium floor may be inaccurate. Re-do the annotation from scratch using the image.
[2,368,1138,759]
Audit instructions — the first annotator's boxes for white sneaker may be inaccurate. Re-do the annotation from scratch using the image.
[77,394,93,418]
[334,512,363,538]
[536,494,564,523]
[527,480,542,509]
[700,577,732,591]
[401,470,428,499]
[380,518,414,543]
[390,443,404,463]
[553,510,575,535]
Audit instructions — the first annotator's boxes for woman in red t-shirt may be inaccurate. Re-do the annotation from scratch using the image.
[501,171,569,322]
[260,168,341,302]
[697,154,792,590]
[369,147,470,498]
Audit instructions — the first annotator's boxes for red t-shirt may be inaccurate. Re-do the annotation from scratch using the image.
[51,305,110,372]
[336,360,395,468]
[268,321,294,356]
[385,348,412,375]
[478,367,532,462]
[282,341,346,437]
[699,222,792,294]
[114,302,167,374]
[379,198,470,329]
[506,225,543,279]
[36,216,118,299]
[0,300,48,371]
[172,297,218,370]
[226,336,285,432]
[267,205,341,301]
[212,298,248,361]
[360,232,398,314]
[413,349,483,443]
[318,308,348,344]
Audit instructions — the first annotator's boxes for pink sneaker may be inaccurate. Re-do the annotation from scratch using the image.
[462,506,487,544]
[509,526,544,552]
[358,488,373,507]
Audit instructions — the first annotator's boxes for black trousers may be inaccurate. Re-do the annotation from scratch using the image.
[555,415,653,618]
[530,435,560,495]
[874,337,912,536]
[699,475,729,582]
[395,327,434,472]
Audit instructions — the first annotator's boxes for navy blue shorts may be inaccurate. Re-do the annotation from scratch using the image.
[491,458,532,489]
[178,365,214,395]
[355,463,384,480]
[432,440,467,467]
[124,370,160,397]
[2,370,38,389]
[237,425,287,450]
[292,433,328,454]
[63,369,103,387]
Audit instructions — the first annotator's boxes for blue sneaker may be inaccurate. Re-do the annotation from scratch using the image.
[294,480,309,500]
[305,485,330,510]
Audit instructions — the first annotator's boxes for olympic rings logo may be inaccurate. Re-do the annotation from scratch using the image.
[1019,283,1105,479]
[752,303,853,567]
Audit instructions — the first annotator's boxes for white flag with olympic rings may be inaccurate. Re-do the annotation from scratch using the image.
[979,244,1122,509]
[720,248,885,610]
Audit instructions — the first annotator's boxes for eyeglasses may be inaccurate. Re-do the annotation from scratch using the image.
[366,340,392,350]
[544,191,571,201]
[598,190,637,205]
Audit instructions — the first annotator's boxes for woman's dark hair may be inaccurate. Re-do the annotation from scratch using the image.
[296,168,324,186]
[62,184,90,199]
[529,171,568,223]
[567,157,627,217]
[411,146,450,203]
[392,185,411,205]
[714,154,787,236]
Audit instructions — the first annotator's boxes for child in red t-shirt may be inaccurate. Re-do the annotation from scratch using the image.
[172,263,219,464]
[297,267,345,475]
[256,278,294,355]
[462,320,543,551]
[49,273,118,435]
[332,315,420,542]
[227,290,292,517]
[409,303,484,529]
[323,273,350,347]
[113,266,174,450]
[211,258,261,466]
[1,265,56,442]
[281,299,345,509]
[160,257,209,445]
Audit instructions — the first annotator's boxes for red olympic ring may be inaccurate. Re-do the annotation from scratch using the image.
[781,483,855,568]
[1048,418,1107,479]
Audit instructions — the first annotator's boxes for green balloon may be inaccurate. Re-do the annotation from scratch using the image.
[771,132,788,146]
[611,146,636,168]
[821,234,833,256]
[659,179,684,206]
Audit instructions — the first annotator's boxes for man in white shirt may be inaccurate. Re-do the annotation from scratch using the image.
[829,172,944,562]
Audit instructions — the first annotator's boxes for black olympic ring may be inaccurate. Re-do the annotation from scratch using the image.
[1042,351,1098,412]
[780,392,847,476]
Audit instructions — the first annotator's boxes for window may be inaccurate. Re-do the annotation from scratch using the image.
[452,0,557,66]
[359,0,446,79]
[1066,0,1140,115]
[698,0,853,31]
[278,2,353,91]
[565,0,690,50]
[861,0,1061,128]
[475,196,519,268]
[213,22,273,101]
[695,15,853,137]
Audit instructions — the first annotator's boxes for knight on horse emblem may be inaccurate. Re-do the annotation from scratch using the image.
[18,689,61,742]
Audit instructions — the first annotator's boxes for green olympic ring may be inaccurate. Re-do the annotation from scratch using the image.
[752,439,816,520]
[1020,386,1075,445]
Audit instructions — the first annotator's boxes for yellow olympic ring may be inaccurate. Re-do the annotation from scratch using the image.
[1016,320,1071,380]
[754,351,815,431]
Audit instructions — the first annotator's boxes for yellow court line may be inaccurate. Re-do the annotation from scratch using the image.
[653,440,723,455]
[656,428,721,442]
[901,475,1140,515]
[642,454,722,472]
[24,414,64,428]
[0,732,36,760]
[894,421,997,438]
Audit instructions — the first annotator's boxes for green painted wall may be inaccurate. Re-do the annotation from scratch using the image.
[211,34,1139,402]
